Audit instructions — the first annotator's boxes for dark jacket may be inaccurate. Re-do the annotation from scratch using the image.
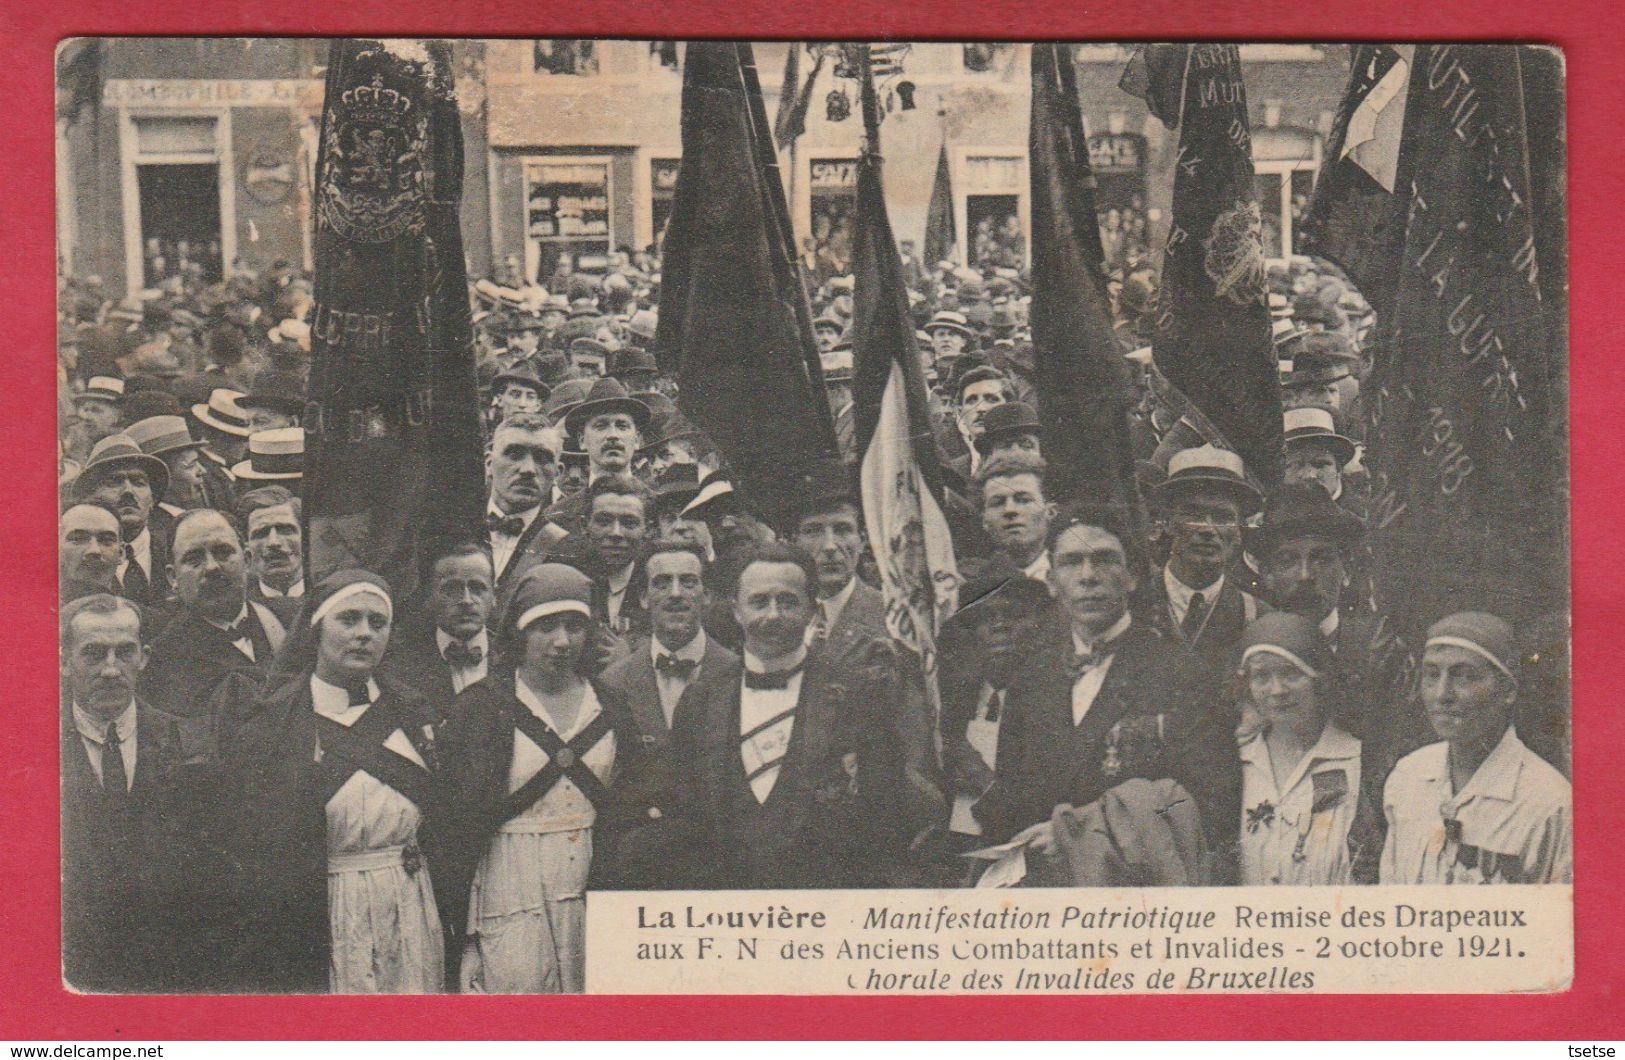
[117,507,176,611]
[434,672,642,953]
[653,644,916,889]
[140,600,286,756]
[223,674,447,993]
[972,618,1241,872]
[1142,573,1260,706]
[61,696,231,992]
[380,617,480,725]
[595,633,737,885]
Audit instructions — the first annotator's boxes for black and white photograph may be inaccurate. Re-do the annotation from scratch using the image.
[53,38,1571,996]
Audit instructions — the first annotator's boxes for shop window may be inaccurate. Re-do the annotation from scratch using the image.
[534,40,598,76]
[525,157,612,282]
[809,158,858,279]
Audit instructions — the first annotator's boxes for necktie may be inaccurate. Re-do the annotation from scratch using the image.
[655,653,698,679]
[1181,591,1208,641]
[806,603,831,644]
[984,688,1005,723]
[487,512,526,537]
[444,640,484,668]
[743,661,805,691]
[120,543,149,603]
[101,721,129,809]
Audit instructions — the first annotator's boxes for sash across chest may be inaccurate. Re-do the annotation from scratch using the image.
[496,708,614,826]
[315,699,435,811]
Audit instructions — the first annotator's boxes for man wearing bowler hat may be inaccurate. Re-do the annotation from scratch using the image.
[239,370,304,435]
[973,400,1042,463]
[608,347,659,392]
[73,434,175,611]
[1147,446,1263,679]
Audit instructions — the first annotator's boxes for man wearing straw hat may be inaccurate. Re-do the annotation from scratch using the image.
[190,387,254,479]
[232,427,305,496]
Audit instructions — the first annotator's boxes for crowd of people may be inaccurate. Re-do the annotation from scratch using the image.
[56,231,1571,995]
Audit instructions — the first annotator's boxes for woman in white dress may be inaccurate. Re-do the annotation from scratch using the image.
[439,563,636,993]
[1235,612,1377,887]
[228,569,448,993]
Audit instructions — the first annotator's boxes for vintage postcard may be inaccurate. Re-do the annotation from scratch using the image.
[54,38,1569,997]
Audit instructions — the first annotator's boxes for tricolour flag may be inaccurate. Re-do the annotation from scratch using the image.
[304,38,485,601]
[850,51,959,670]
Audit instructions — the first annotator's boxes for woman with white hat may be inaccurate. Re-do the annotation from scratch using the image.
[1235,612,1377,887]
[226,570,448,993]
[438,563,637,993]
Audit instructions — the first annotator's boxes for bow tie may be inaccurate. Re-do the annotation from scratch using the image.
[487,512,527,537]
[655,653,699,679]
[1067,647,1113,678]
[223,618,250,642]
[443,640,484,668]
[346,684,372,708]
[743,661,805,691]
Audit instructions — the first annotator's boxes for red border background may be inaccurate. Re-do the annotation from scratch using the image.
[3,0,1621,1040]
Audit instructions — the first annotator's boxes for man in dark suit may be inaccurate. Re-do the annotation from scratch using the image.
[598,539,737,884]
[60,594,212,991]
[382,540,495,723]
[661,543,921,888]
[487,413,571,606]
[972,506,1240,881]
[789,461,943,876]
[237,486,306,627]
[139,509,285,750]
[73,434,176,611]
[1145,446,1263,685]
[575,474,653,647]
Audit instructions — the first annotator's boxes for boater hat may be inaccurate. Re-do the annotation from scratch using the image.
[76,376,125,406]
[232,427,305,481]
[72,433,170,503]
[192,388,253,437]
[1283,406,1357,467]
[562,377,652,437]
[1152,445,1264,516]
[924,310,975,340]
[124,414,207,458]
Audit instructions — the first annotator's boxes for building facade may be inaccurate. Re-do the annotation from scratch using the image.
[59,40,1352,294]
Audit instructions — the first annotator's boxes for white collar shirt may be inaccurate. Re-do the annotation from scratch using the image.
[436,627,491,695]
[116,526,152,584]
[1320,608,1340,641]
[650,629,707,727]
[1069,612,1132,727]
[740,646,807,802]
[259,578,305,599]
[1238,723,1362,886]
[1022,551,1052,591]
[73,699,137,790]
[605,563,635,628]
[1164,564,1223,630]
[1380,728,1572,885]
[487,499,541,578]
[204,604,255,661]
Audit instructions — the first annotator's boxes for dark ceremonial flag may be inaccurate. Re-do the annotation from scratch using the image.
[923,141,957,269]
[304,39,485,600]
